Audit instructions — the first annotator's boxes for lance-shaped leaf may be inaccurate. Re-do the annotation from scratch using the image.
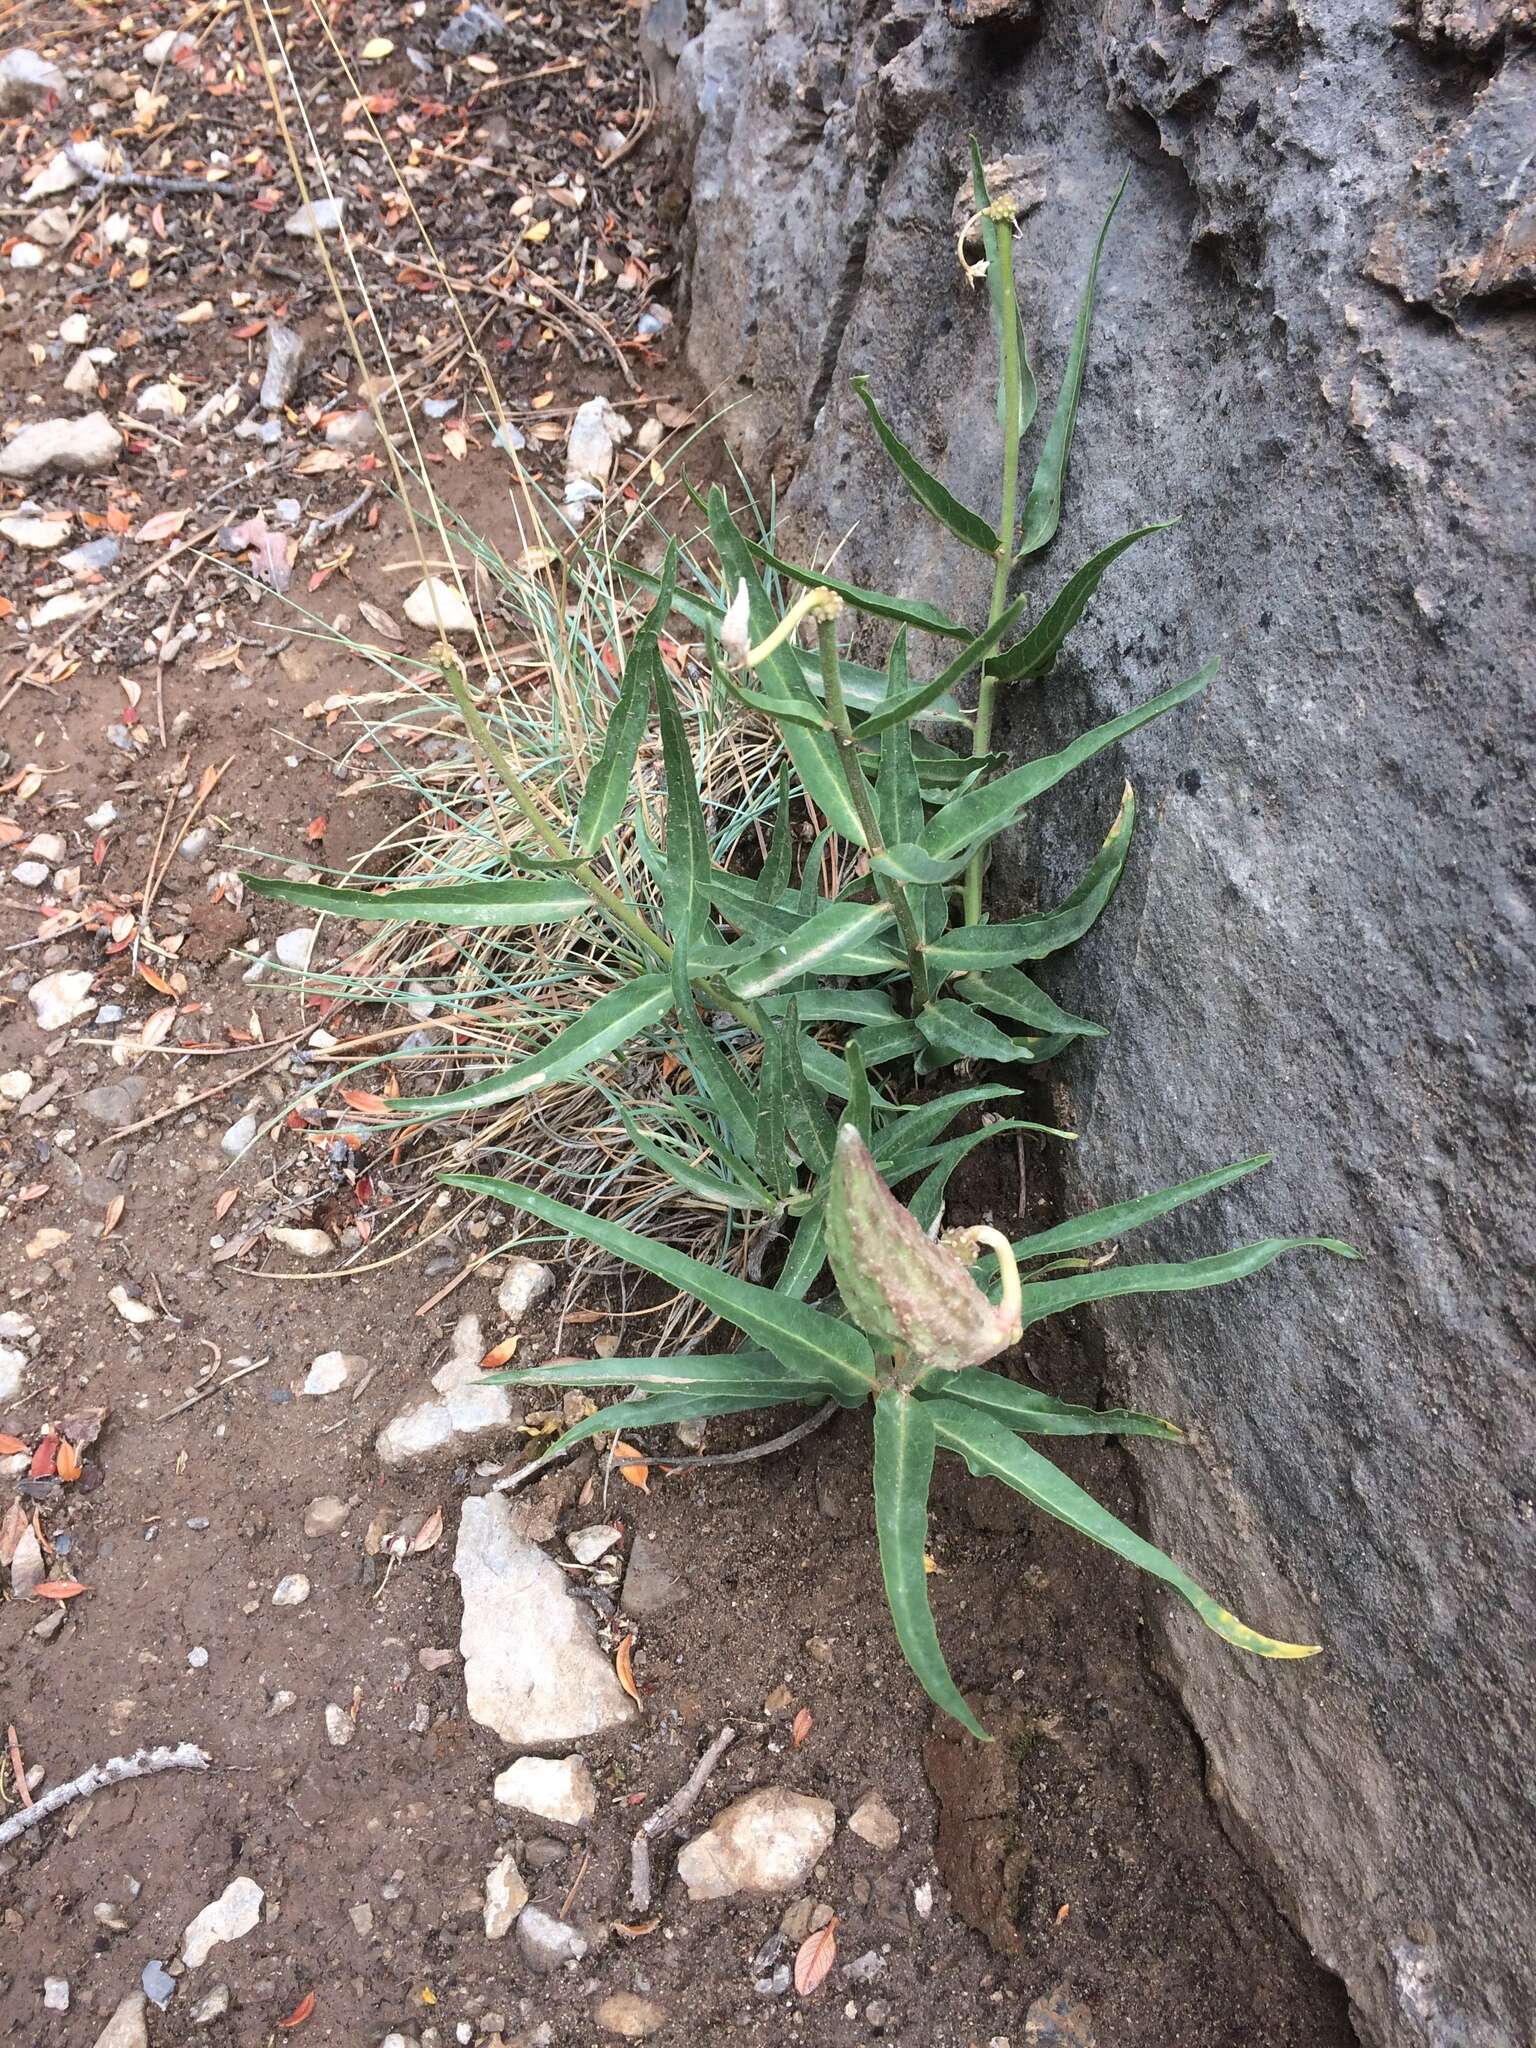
[653,642,711,944]
[844,1038,873,1146]
[985,525,1173,683]
[853,591,1031,738]
[388,974,672,1117]
[619,1111,777,1213]
[575,539,677,852]
[921,664,1214,859]
[727,899,900,1000]
[873,843,971,886]
[1017,170,1128,558]
[873,1084,1025,1171]
[776,1200,828,1301]
[243,871,589,927]
[970,137,1039,440]
[851,374,1000,556]
[825,1126,1019,1371]
[780,998,835,1175]
[923,1365,1181,1441]
[708,490,866,844]
[754,1014,792,1199]
[1013,1155,1273,1266]
[492,1350,816,1396]
[669,944,759,1157]
[873,1393,989,1738]
[745,538,969,641]
[926,1399,1320,1658]
[1011,1234,1360,1330]
[915,998,1044,1067]
[446,1174,880,1403]
[960,967,1103,1038]
[756,764,796,902]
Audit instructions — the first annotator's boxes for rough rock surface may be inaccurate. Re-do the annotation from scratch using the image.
[376,1313,518,1465]
[674,1786,837,1900]
[657,5,1534,2045]
[453,1493,638,1746]
[493,1753,597,1827]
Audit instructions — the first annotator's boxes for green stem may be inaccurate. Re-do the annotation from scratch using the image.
[963,211,1022,929]
[816,617,931,1012]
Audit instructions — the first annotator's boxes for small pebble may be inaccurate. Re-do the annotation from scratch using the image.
[325,1702,355,1747]
[188,1646,209,1669]
[267,1689,297,1717]
[271,1573,310,1607]
[221,1113,257,1156]
[43,1978,69,2013]
[142,1958,176,2007]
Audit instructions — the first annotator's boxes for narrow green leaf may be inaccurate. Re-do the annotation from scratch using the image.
[1018,170,1128,558]
[970,137,1038,441]
[575,538,676,852]
[848,1019,925,1070]
[780,998,835,1175]
[708,490,867,844]
[756,763,795,902]
[921,663,1214,859]
[388,974,672,1117]
[844,1038,872,1146]
[916,998,1041,1066]
[493,1350,810,1394]
[854,591,1031,738]
[900,1119,1056,1233]
[776,1200,828,1301]
[754,1016,792,1200]
[745,538,969,640]
[873,1393,990,1739]
[242,871,588,927]
[1013,1155,1272,1266]
[985,525,1172,683]
[1014,1236,1362,1331]
[926,1399,1321,1657]
[653,643,711,944]
[795,989,903,1030]
[446,1174,880,1403]
[728,899,900,1000]
[619,1111,776,1213]
[924,1365,1181,1441]
[669,945,759,1156]
[959,966,1103,1037]
[873,1084,1023,1170]
[543,1389,810,1460]
[851,374,1000,557]
[872,843,970,886]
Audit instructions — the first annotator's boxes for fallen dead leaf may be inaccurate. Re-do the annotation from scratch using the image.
[479,1335,519,1372]
[30,1433,58,1479]
[32,1578,90,1600]
[278,1989,317,2029]
[614,1634,641,1708]
[612,1917,662,1939]
[214,1187,239,1221]
[794,1915,839,1998]
[0,1434,30,1457]
[409,1505,444,1553]
[792,1706,813,1749]
[0,1499,27,1568]
[102,1194,125,1238]
[136,506,190,543]
[56,1438,82,1483]
[610,1439,649,1490]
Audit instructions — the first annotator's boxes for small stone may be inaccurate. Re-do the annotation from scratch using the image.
[28,969,96,1032]
[483,1850,529,1938]
[780,1897,835,1942]
[418,1644,455,1671]
[272,1573,310,1607]
[92,1991,149,2048]
[324,409,376,448]
[43,1977,69,2012]
[0,514,71,549]
[595,1994,666,2039]
[260,322,306,410]
[635,418,664,455]
[349,1902,373,1936]
[63,536,119,576]
[565,396,631,486]
[59,313,90,345]
[63,353,101,397]
[265,1226,334,1259]
[136,382,187,420]
[567,1523,622,1565]
[0,414,122,482]
[267,1689,297,1717]
[13,861,50,888]
[273,926,317,970]
[302,1351,357,1396]
[0,1074,30,1106]
[141,1959,176,2007]
[403,575,475,636]
[181,1875,264,1968]
[285,197,346,237]
[0,48,66,111]
[844,1950,885,1983]
[515,1904,588,1973]
[221,1112,257,1155]
[676,1788,838,1901]
[848,1792,901,1852]
[30,592,89,628]
[304,1494,349,1537]
[492,1754,597,1828]
[10,241,45,269]
[325,1703,355,1747]
[1023,1990,1100,2046]
[376,1312,517,1467]
[80,1077,147,1129]
[187,1646,209,1669]
[189,1983,231,2025]
[24,832,66,864]
[497,1256,554,1319]
[436,1,506,55]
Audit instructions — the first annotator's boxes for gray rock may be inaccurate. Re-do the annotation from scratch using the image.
[483,1849,529,1938]
[181,1875,263,1966]
[492,1753,597,1827]
[497,1255,554,1319]
[260,322,306,410]
[302,1351,356,1396]
[675,1787,836,1901]
[189,1983,231,2025]
[376,1313,519,1465]
[0,48,65,111]
[1023,1986,1099,2047]
[667,4,1533,2043]
[304,1494,349,1537]
[453,1492,638,1746]
[140,1959,176,2008]
[284,198,345,237]
[271,1573,310,1607]
[79,1077,147,1129]
[0,414,122,480]
[514,1903,587,1973]
[437,2,506,56]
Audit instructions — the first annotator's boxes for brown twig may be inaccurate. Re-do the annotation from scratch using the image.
[654,1401,839,1472]
[6,1725,32,1809]
[153,1355,268,1424]
[629,1725,737,1915]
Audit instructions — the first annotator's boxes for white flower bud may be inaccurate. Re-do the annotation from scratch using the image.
[719,578,751,667]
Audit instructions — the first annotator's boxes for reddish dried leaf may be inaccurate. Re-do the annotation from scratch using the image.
[339,1087,389,1115]
[102,1195,125,1239]
[0,1434,30,1457]
[479,1336,519,1372]
[56,1439,83,1483]
[278,1990,316,2029]
[305,815,327,841]
[139,962,176,996]
[32,1579,90,1600]
[29,1433,59,1480]
[791,1707,814,1749]
[794,1916,838,1998]
[614,1635,641,1708]
[610,1439,649,1491]
[214,1187,239,1220]
[612,1917,661,1939]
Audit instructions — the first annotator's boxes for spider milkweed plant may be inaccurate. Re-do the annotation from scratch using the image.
[453,1128,1358,1736]
[245,150,1212,1292]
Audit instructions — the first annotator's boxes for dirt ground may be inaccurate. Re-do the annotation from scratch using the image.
[0,7,1358,2046]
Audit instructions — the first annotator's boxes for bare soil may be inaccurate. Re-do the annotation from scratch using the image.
[0,8,1357,2046]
